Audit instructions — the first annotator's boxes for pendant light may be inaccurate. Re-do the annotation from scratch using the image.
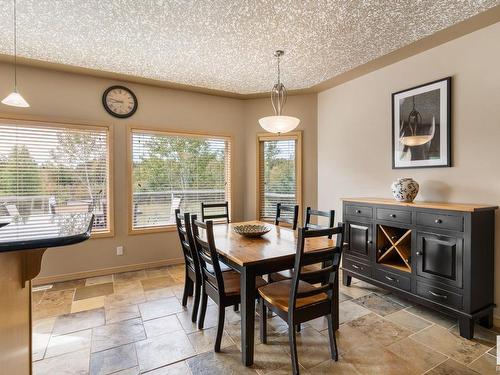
[259,50,299,134]
[2,0,30,108]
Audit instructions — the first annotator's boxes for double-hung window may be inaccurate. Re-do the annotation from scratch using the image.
[257,132,302,222]
[0,119,112,235]
[130,128,231,232]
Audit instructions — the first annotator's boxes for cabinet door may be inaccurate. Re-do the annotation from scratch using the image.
[346,221,372,259]
[416,232,463,288]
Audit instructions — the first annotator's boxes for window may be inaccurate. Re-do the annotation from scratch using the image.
[130,128,231,232]
[0,119,112,235]
[257,132,302,222]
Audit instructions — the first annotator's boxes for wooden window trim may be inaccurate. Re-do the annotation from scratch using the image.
[127,125,233,235]
[256,131,302,225]
[0,114,114,238]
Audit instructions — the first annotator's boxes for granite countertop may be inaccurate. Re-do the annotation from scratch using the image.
[0,213,94,252]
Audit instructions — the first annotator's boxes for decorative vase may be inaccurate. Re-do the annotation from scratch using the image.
[391,178,419,202]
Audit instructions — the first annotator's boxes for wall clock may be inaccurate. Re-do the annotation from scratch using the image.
[102,85,138,118]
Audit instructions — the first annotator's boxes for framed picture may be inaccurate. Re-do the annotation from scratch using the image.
[392,77,451,169]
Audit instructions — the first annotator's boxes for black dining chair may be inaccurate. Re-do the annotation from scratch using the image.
[191,218,267,352]
[201,201,230,223]
[274,203,299,230]
[175,209,202,323]
[258,224,344,375]
[304,207,335,233]
[270,207,336,283]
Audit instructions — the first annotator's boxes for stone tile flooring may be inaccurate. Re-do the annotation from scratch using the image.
[32,266,498,374]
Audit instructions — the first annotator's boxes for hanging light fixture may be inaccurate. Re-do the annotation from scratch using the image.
[399,96,434,147]
[259,50,299,134]
[2,0,30,108]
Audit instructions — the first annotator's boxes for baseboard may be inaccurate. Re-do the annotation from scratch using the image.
[493,314,500,329]
[33,258,185,286]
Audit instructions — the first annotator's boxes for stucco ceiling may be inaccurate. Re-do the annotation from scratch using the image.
[0,1,498,94]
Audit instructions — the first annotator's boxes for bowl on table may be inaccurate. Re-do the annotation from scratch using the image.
[233,224,271,238]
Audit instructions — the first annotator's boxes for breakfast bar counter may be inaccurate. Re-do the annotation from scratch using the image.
[0,213,93,375]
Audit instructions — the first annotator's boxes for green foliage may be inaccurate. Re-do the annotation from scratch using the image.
[133,136,226,193]
[0,145,42,196]
[263,141,295,193]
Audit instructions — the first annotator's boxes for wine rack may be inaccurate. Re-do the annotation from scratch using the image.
[376,225,411,272]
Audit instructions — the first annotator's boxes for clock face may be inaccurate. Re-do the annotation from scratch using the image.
[102,86,138,118]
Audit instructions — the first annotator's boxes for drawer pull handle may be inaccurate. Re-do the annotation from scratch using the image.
[428,290,447,299]
[352,264,362,270]
[390,214,396,218]
[416,251,423,256]
[435,219,443,224]
[367,240,373,244]
[355,209,361,214]
[385,275,399,283]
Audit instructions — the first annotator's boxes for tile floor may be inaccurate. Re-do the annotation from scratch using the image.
[32,266,498,374]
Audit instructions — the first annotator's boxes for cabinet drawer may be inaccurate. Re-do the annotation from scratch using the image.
[376,208,411,224]
[343,257,372,278]
[345,205,373,219]
[416,281,463,310]
[374,268,410,292]
[416,212,463,232]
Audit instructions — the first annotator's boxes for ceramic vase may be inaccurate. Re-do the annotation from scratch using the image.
[391,178,419,202]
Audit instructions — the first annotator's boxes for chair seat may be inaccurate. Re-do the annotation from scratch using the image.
[258,279,328,312]
[206,261,231,274]
[269,263,322,282]
[222,271,267,296]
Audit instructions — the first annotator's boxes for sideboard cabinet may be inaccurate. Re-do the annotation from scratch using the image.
[341,198,497,339]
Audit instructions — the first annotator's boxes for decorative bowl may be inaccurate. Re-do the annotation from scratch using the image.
[233,224,271,238]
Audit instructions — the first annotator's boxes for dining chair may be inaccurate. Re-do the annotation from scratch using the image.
[191,218,267,352]
[201,201,230,223]
[304,207,335,233]
[274,203,299,230]
[174,209,202,322]
[270,207,336,283]
[258,224,344,375]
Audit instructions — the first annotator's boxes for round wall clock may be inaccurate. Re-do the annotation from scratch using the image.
[102,85,138,118]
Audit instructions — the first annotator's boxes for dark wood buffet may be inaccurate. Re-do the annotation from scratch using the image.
[341,198,497,339]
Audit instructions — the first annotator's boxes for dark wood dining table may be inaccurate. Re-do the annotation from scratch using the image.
[208,221,339,366]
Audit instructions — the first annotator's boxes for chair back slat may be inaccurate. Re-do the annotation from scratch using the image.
[201,201,230,223]
[296,284,331,298]
[274,203,299,230]
[304,207,335,238]
[191,218,226,295]
[288,223,345,313]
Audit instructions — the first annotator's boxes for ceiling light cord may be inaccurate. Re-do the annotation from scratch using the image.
[13,0,17,91]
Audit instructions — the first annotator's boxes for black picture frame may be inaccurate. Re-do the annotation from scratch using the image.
[102,85,138,119]
[391,77,451,169]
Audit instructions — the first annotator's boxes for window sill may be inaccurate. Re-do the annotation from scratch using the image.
[91,230,114,239]
[128,225,177,235]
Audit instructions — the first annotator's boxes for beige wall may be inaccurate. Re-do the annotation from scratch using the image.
[0,63,317,281]
[242,94,318,221]
[0,63,246,279]
[317,22,500,319]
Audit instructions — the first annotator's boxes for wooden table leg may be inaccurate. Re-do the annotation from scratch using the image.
[240,266,256,366]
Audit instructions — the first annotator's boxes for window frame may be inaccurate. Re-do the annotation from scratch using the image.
[256,131,302,225]
[127,125,233,235]
[0,115,114,238]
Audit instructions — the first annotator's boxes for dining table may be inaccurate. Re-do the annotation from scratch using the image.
[208,220,339,366]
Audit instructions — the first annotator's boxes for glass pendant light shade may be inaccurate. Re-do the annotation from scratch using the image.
[259,50,300,134]
[259,115,300,133]
[2,91,29,107]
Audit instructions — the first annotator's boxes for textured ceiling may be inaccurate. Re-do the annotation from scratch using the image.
[0,1,498,94]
